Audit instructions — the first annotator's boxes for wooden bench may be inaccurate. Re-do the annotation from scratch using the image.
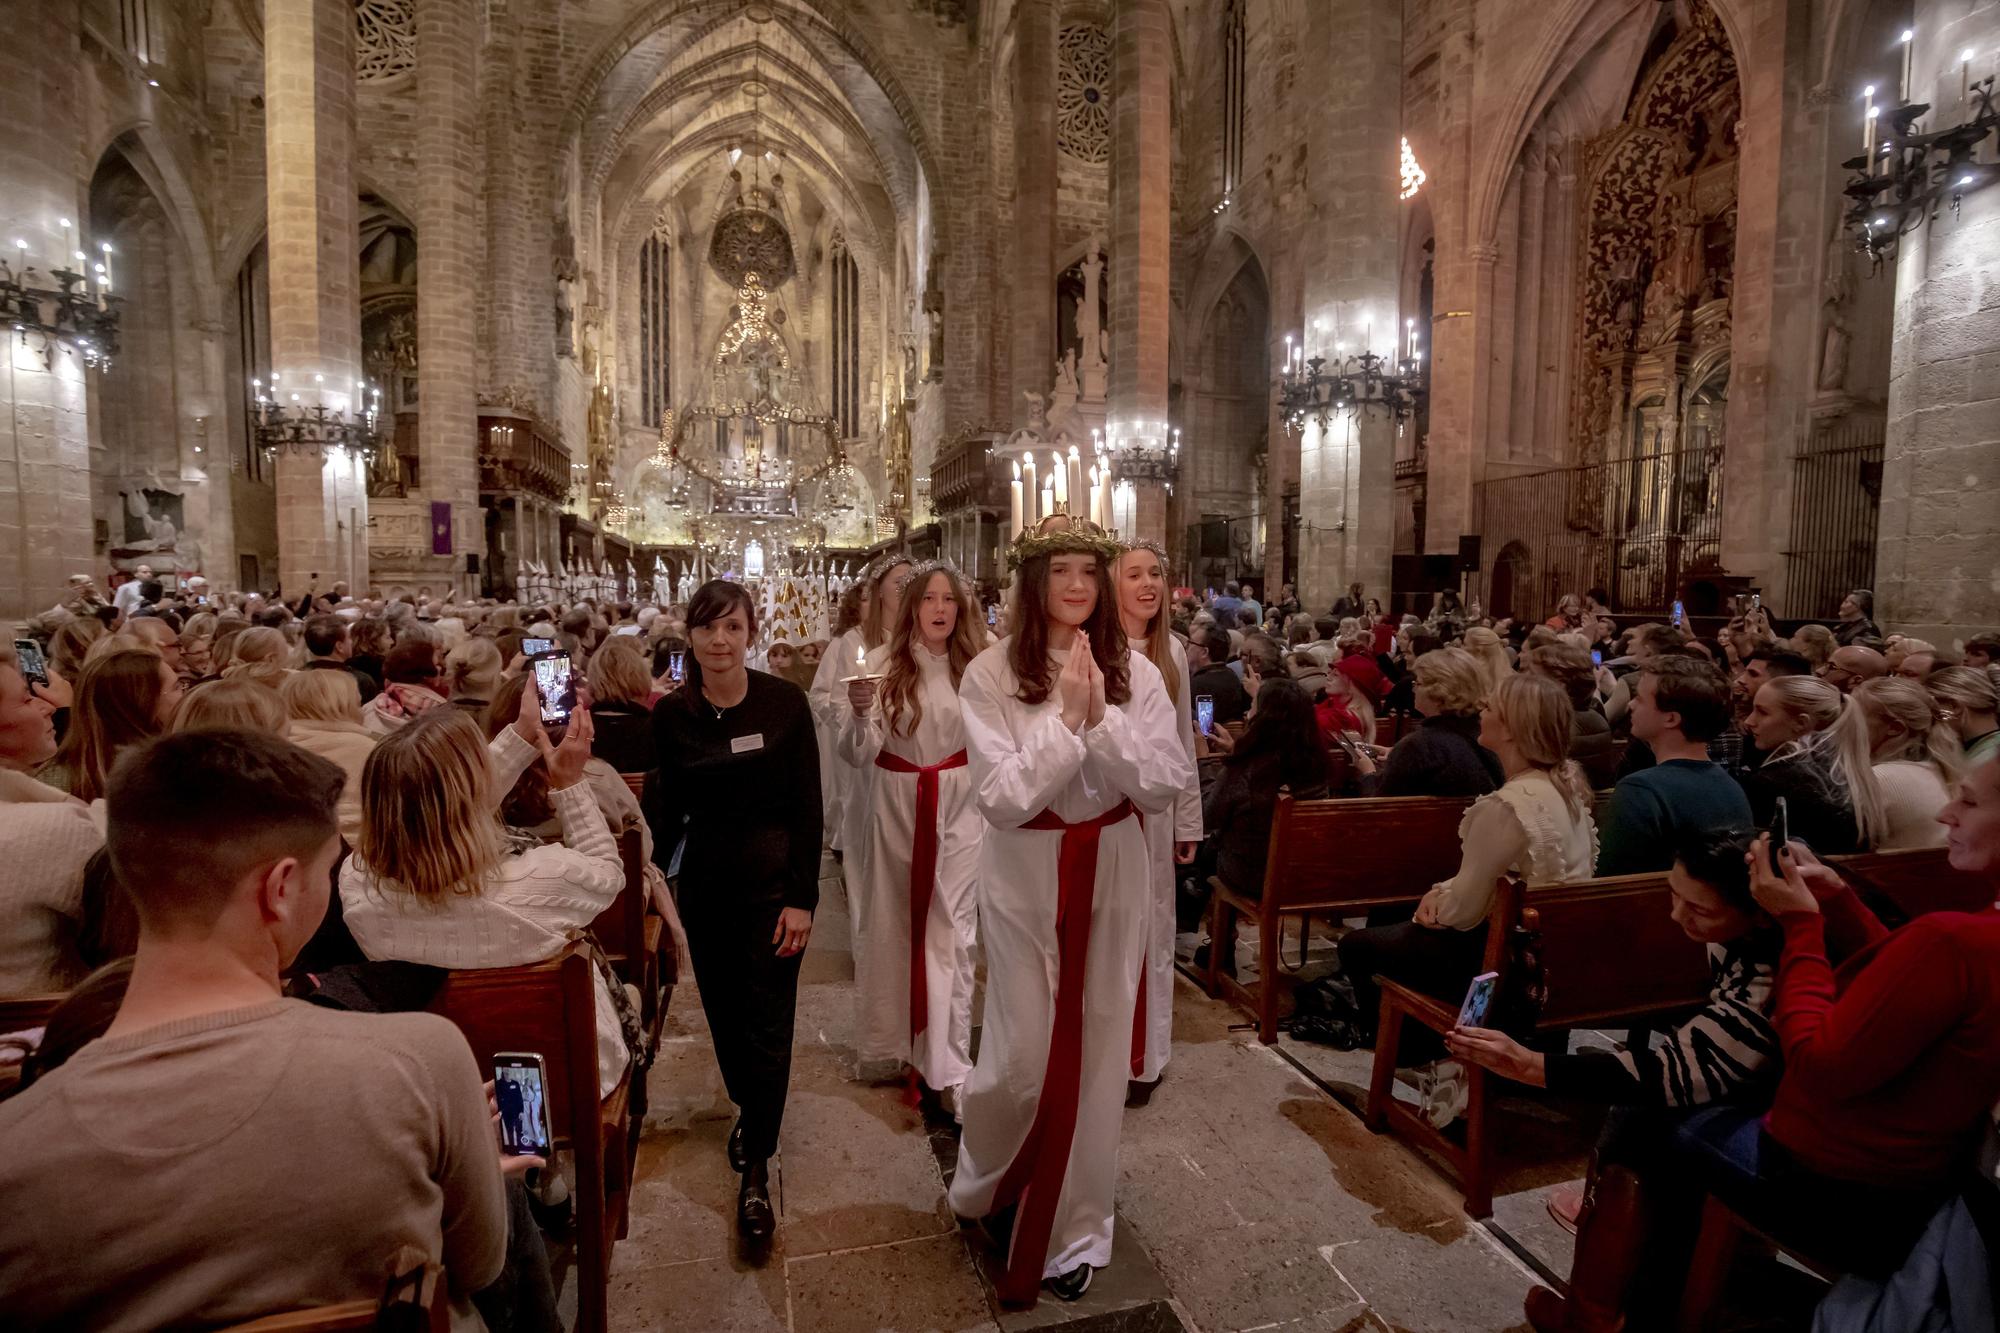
[216,1263,449,1332]
[1364,870,1712,1217]
[1826,845,1993,919]
[589,828,667,1053]
[427,941,630,1333]
[1204,792,1475,1043]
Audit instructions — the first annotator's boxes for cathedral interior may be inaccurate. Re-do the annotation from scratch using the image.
[5,0,1990,642]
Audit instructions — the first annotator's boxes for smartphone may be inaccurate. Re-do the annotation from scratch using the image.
[531,651,574,723]
[1672,600,1686,628]
[1457,971,1500,1030]
[492,1053,554,1159]
[522,637,553,655]
[1195,694,1215,738]
[1334,732,1363,764]
[1768,796,1789,877]
[12,638,48,688]
[1750,592,1761,612]
[986,605,998,627]
[668,650,685,683]
[1591,648,1603,666]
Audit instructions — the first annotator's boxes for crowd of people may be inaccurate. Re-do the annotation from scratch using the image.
[0,551,1994,1330]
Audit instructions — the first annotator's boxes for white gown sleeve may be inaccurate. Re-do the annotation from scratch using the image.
[1080,655,1197,816]
[837,697,887,768]
[1170,640,1203,842]
[961,652,1086,829]
[808,630,853,730]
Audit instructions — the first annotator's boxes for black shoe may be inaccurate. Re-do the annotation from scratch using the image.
[727,1120,747,1173]
[1126,1077,1161,1108]
[737,1162,775,1242]
[1047,1264,1093,1302]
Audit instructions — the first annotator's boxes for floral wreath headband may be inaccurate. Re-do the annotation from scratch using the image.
[1005,510,1123,573]
[1118,538,1170,567]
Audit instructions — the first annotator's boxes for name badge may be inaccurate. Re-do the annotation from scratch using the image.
[731,733,765,754]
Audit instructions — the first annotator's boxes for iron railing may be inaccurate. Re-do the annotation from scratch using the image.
[1476,442,1726,618]
[1782,418,1884,620]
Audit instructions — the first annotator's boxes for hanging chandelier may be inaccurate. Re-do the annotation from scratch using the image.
[5,225,122,371]
[251,371,384,459]
[1276,324,1427,434]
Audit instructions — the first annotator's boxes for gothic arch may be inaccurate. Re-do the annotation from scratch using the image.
[89,125,221,331]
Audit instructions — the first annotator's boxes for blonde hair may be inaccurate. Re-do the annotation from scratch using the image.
[1832,677,1965,847]
[1462,626,1512,694]
[1761,675,1845,738]
[1489,672,1585,820]
[356,708,505,903]
[1115,547,1181,707]
[1927,665,1999,727]
[1322,667,1378,739]
[221,626,291,687]
[173,678,287,735]
[85,632,162,664]
[861,556,915,650]
[587,637,652,705]
[444,637,503,701]
[281,668,364,724]
[1412,647,1489,716]
[1789,623,1835,668]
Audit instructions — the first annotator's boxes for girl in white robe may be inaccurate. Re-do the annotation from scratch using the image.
[808,608,866,852]
[948,523,1193,1306]
[837,563,986,1096]
[1113,542,1204,1099]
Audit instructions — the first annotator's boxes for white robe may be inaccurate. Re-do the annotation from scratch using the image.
[1133,634,1204,1083]
[947,639,1193,1282]
[836,645,980,1089]
[808,626,867,852]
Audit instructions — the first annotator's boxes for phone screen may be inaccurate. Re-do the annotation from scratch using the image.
[493,1054,553,1158]
[668,650,685,683]
[1768,796,1789,876]
[1672,600,1686,627]
[12,639,48,687]
[987,605,998,627]
[1196,695,1215,738]
[522,637,553,656]
[1750,592,1761,612]
[532,653,574,723]
[1457,971,1499,1029]
[1591,649,1603,666]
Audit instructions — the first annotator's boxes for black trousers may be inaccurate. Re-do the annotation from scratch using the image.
[1335,919,1489,1065]
[681,888,804,1163]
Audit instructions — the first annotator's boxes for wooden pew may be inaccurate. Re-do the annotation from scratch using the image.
[589,828,665,1051]
[1826,845,1994,919]
[216,1264,449,1332]
[1205,792,1476,1043]
[427,942,630,1333]
[1364,870,1712,1217]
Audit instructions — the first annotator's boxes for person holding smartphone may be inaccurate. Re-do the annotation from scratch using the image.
[645,581,822,1248]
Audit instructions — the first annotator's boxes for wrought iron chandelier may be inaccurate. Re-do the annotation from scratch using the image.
[1091,420,1181,485]
[250,371,384,460]
[1845,51,2000,267]
[1276,343,1426,435]
[4,227,122,371]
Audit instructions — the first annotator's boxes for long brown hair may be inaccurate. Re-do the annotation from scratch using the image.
[1007,549,1131,707]
[42,648,172,802]
[861,555,914,650]
[878,563,985,738]
[1114,545,1180,706]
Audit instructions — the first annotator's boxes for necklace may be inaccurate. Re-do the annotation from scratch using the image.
[707,696,728,720]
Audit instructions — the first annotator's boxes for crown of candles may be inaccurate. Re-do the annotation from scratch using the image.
[1005,509,1123,572]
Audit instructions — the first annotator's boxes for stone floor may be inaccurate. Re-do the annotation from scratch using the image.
[597,862,1551,1333]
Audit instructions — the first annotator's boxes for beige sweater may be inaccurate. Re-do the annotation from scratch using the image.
[0,1000,506,1331]
[0,770,105,994]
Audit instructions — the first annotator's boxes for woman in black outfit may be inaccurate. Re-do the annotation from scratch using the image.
[1203,677,1332,896]
[645,581,822,1248]
[1351,646,1503,797]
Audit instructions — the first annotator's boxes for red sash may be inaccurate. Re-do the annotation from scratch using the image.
[872,748,969,1044]
[988,797,1136,1306]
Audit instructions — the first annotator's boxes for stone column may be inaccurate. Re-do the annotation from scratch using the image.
[264,0,367,598]
[1878,3,2000,643]
[416,0,480,598]
[1011,0,1058,429]
[1421,0,1479,561]
[1108,0,1173,542]
[0,2,93,618]
[1293,0,1402,610]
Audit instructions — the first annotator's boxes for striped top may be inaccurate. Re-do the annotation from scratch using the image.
[1544,930,1781,1109]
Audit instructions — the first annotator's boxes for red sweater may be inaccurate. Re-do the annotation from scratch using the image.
[1763,890,2000,1187]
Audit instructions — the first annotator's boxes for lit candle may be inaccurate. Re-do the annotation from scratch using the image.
[1963,47,1975,104]
[1011,460,1024,536]
[1023,451,1037,521]
[1052,454,1067,506]
[1067,446,1082,513]
[1901,28,1915,103]
[1043,473,1055,521]
[11,238,24,274]
[100,241,112,288]
[58,217,72,255]
[1865,100,1878,162]
[1283,333,1293,372]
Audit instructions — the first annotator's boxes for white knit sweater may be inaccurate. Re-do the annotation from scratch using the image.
[339,730,629,1094]
[0,771,105,994]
